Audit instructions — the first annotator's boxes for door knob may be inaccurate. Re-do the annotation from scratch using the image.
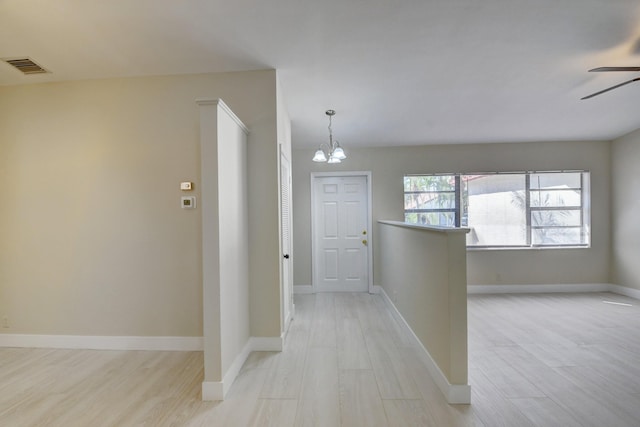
[362,239,368,246]
[283,254,290,259]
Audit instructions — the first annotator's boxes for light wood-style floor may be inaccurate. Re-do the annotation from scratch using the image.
[468,292,640,427]
[1,292,639,426]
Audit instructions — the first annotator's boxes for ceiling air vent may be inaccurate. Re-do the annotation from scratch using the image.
[3,57,48,75]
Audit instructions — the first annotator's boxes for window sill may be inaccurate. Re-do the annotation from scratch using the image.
[467,245,591,251]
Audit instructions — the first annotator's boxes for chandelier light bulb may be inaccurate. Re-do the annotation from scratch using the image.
[311,109,347,164]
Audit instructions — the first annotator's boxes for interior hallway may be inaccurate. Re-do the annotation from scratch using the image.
[1,292,640,426]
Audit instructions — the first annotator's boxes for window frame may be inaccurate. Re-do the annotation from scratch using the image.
[403,170,591,250]
[403,174,459,227]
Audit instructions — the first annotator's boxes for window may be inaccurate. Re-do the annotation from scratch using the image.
[404,175,458,227]
[403,171,590,248]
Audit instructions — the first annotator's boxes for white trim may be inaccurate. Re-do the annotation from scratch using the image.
[0,333,285,354]
[0,334,203,351]
[365,172,374,294]
[379,220,469,234]
[293,285,314,294]
[308,284,371,293]
[294,285,384,295]
[202,338,253,401]
[379,287,471,404]
[468,283,640,301]
[201,381,224,401]
[221,339,252,396]
[195,98,249,134]
[202,335,283,401]
[284,310,293,334]
[280,148,294,337]
[608,284,640,300]
[310,171,374,293]
[446,384,471,404]
[467,283,609,294]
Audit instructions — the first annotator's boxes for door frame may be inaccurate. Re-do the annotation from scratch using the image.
[280,146,294,333]
[310,171,373,293]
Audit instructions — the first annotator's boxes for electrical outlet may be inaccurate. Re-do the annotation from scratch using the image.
[2,316,8,328]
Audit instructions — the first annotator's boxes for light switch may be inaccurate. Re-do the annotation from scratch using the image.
[181,196,196,209]
[180,182,193,191]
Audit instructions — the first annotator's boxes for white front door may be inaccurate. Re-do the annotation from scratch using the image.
[313,175,369,292]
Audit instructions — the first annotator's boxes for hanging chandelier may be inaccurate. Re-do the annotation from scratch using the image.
[312,109,346,163]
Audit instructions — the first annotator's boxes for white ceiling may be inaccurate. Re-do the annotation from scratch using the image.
[2,0,640,148]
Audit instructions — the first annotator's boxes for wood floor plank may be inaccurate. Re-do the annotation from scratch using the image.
[354,294,389,334]
[308,293,337,348]
[334,293,358,319]
[382,399,438,427]
[472,349,546,399]
[508,397,583,427]
[555,365,640,425]
[260,327,308,399]
[336,317,371,370]
[339,369,388,427]
[2,292,640,426]
[294,347,340,427]
[292,294,315,332]
[583,350,640,395]
[469,367,536,427]
[247,399,298,427]
[365,329,421,399]
[488,345,626,427]
[470,292,640,427]
[518,342,601,368]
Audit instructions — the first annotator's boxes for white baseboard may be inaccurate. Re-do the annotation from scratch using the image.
[467,283,609,294]
[201,381,225,401]
[378,287,471,404]
[608,284,640,300]
[284,310,293,334]
[294,285,381,294]
[370,285,382,294]
[0,334,203,351]
[293,285,314,294]
[468,283,640,302]
[202,334,284,401]
[0,333,288,353]
[203,338,253,401]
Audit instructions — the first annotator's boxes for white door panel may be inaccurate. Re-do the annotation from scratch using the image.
[313,175,369,292]
[345,202,361,237]
[323,249,339,280]
[323,202,338,238]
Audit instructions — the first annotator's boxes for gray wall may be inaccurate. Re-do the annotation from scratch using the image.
[292,140,611,288]
[611,128,640,291]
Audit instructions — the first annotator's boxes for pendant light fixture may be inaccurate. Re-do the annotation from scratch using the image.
[312,109,347,163]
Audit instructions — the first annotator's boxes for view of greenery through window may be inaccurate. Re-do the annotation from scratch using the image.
[404,171,590,248]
